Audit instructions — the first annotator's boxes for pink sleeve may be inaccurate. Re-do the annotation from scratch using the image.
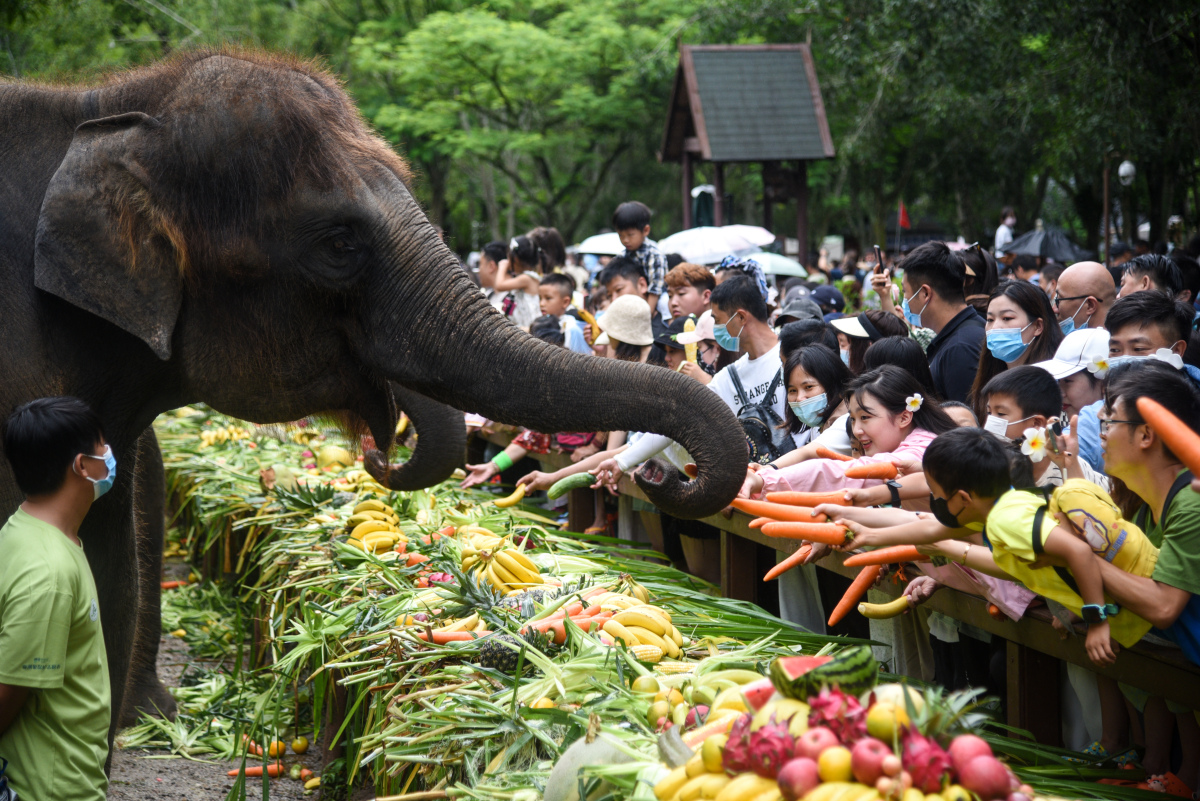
[917,562,1038,621]
[755,429,937,497]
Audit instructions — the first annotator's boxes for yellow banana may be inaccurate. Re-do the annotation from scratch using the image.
[624,625,669,649]
[699,774,731,799]
[493,484,527,508]
[858,596,912,619]
[353,500,396,517]
[613,609,667,636]
[489,559,526,590]
[504,548,539,573]
[713,773,775,801]
[438,613,479,633]
[345,537,367,551]
[484,563,506,593]
[654,766,689,801]
[670,626,684,647]
[494,550,542,585]
[472,618,489,632]
[462,555,480,571]
[601,619,639,647]
[749,789,782,801]
[684,753,707,779]
[709,686,748,714]
[351,520,395,540]
[632,603,672,625]
[678,773,711,801]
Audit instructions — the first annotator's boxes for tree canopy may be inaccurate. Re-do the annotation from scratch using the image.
[3,0,1197,254]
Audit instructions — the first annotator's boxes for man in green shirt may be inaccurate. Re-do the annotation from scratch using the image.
[0,397,114,800]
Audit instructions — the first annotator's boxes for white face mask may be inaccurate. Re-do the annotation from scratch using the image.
[984,414,1033,440]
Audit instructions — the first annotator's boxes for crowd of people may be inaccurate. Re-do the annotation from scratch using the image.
[464,199,1200,796]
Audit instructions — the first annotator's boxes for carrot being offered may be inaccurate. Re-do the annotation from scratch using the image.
[828,566,883,626]
[843,462,899,480]
[816,446,854,462]
[1137,397,1200,475]
[760,521,848,545]
[766,491,850,507]
[731,498,828,523]
[843,545,928,567]
[763,544,812,582]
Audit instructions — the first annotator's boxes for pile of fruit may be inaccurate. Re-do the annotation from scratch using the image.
[651,648,1052,801]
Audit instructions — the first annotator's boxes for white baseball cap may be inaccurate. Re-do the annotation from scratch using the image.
[675,310,716,344]
[1033,328,1110,379]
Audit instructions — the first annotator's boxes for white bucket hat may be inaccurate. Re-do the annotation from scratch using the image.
[1033,328,1110,379]
[593,294,654,347]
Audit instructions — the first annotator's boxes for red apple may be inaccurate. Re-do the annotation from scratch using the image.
[959,755,1011,800]
[795,726,840,759]
[851,737,893,786]
[777,758,821,801]
[948,734,994,774]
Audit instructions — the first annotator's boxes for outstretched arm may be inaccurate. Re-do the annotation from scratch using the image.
[1096,559,1192,630]
[1043,526,1117,666]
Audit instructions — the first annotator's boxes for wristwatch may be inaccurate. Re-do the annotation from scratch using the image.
[886,479,903,508]
[1080,603,1120,624]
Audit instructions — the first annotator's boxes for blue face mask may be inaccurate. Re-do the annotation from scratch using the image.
[901,288,928,328]
[986,323,1033,363]
[1058,305,1092,335]
[713,313,742,352]
[789,393,828,427]
[78,445,117,500]
[1107,355,1148,369]
[840,349,851,366]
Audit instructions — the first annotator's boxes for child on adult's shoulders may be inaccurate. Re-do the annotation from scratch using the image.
[612,200,668,316]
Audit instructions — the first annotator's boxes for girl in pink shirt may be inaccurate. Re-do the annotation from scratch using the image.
[744,365,958,497]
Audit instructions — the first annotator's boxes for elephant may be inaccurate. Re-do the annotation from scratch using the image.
[0,48,745,755]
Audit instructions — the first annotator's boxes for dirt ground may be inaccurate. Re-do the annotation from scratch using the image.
[108,561,321,800]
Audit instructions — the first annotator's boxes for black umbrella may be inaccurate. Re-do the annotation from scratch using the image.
[1001,227,1093,262]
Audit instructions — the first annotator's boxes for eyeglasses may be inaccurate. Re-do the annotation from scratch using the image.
[1052,292,1089,306]
[1099,419,1139,435]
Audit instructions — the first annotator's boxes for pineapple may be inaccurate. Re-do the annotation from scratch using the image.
[476,629,553,674]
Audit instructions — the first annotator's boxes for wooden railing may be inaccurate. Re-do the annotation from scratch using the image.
[477,430,1200,743]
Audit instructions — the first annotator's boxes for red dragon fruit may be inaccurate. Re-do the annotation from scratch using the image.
[902,727,954,794]
[428,573,456,584]
[722,714,754,773]
[806,688,866,744]
[746,721,796,778]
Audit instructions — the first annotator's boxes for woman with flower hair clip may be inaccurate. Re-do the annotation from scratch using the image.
[742,366,958,498]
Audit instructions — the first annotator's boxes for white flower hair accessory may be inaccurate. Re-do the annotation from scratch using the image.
[905,393,924,412]
[1151,348,1184,370]
[1087,356,1110,379]
[1021,426,1048,463]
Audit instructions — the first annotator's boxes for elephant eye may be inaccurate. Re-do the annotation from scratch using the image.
[332,238,354,253]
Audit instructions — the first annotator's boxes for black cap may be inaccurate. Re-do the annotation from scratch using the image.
[654,315,694,351]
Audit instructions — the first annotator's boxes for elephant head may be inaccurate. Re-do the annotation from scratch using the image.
[32,51,745,517]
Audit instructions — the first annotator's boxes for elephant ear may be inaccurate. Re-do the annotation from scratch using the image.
[34,111,183,361]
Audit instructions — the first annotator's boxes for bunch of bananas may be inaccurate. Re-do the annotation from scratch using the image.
[340,469,389,495]
[595,597,684,661]
[462,546,543,593]
[198,425,252,448]
[432,611,489,634]
[345,500,406,553]
[615,574,651,604]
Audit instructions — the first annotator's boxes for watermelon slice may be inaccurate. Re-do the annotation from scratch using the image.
[741,677,779,711]
[769,649,876,699]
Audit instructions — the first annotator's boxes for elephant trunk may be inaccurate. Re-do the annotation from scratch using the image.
[366,228,747,519]
[365,383,466,491]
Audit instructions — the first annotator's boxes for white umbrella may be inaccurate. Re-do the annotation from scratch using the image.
[723,224,776,248]
[657,226,760,265]
[746,251,806,277]
[576,232,656,256]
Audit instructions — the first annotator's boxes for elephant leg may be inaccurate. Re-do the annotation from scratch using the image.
[120,428,177,727]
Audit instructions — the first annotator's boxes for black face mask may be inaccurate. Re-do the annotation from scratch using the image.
[929,494,962,528]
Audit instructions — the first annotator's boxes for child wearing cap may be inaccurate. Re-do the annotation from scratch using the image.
[831,310,909,373]
[1032,328,1110,471]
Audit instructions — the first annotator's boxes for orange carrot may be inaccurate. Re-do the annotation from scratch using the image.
[545,601,584,621]
[763,544,812,582]
[816,446,853,462]
[749,517,771,529]
[436,525,456,539]
[228,762,284,777]
[828,566,882,626]
[760,521,849,545]
[160,580,186,590]
[582,586,611,600]
[843,462,899,480]
[412,630,488,643]
[731,499,829,523]
[1137,397,1200,475]
[406,553,431,567]
[843,546,928,567]
[766,491,850,507]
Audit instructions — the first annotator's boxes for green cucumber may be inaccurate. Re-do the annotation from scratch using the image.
[547,472,596,499]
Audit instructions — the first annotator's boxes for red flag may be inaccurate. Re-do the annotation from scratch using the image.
[898,202,911,230]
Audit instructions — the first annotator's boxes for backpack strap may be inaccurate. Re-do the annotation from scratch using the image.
[1030,500,1082,595]
[726,363,751,408]
[1160,470,1195,530]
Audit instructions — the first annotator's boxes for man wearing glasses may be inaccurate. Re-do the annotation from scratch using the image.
[1052,261,1117,335]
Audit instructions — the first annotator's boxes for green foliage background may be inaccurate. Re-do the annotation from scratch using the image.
[3,0,1198,255]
